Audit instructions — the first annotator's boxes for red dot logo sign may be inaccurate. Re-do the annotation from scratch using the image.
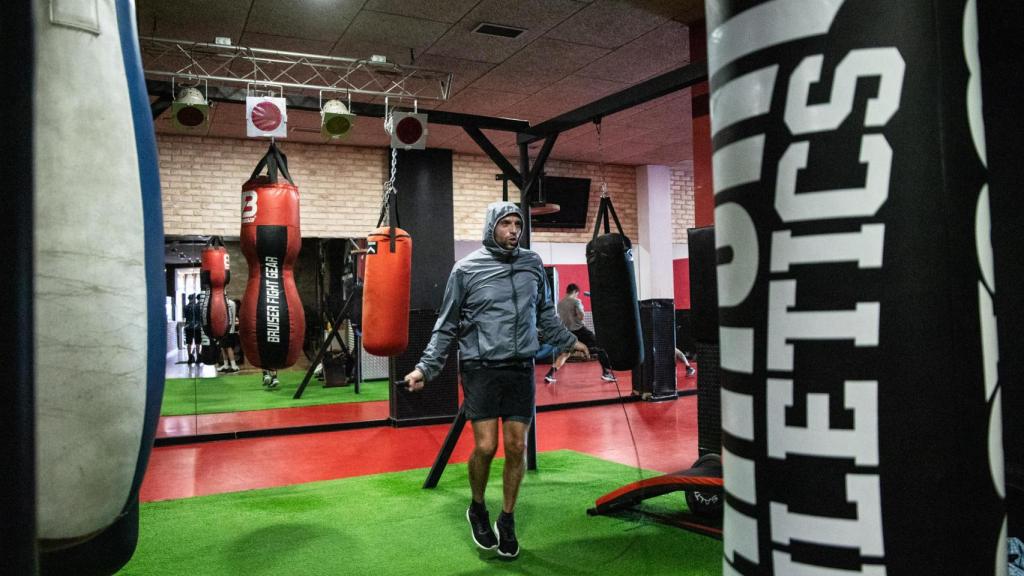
[389,112,428,149]
[251,101,282,132]
[395,116,423,145]
[246,96,288,138]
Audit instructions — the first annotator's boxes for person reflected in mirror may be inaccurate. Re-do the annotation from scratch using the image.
[542,349,571,384]
[551,283,616,383]
[675,347,696,377]
[183,293,202,366]
[402,202,588,560]
[262,368,279,390]
[218,297,240,373]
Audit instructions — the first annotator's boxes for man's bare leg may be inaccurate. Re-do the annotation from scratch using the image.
[501,419,529,513]
[469,419,499,503]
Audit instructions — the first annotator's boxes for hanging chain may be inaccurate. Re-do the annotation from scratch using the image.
[387,147,397,195]
[596,119,609,198]
[380,98,399,221]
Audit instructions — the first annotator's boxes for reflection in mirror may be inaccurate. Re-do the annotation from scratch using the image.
[156,170,698,442]
[158,236,203,439]
[158,235,395,440]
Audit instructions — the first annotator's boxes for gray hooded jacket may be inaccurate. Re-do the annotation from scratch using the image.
[415,201,577,381]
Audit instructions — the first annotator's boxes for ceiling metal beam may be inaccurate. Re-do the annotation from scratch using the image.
[140,37,453,102]
[517,61,707,145]
[463,126,522,187]
[147,79,531,133]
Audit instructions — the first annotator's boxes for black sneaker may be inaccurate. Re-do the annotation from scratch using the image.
[466,505,498,550]
[601,371,617,382]
[544,372,556,383]
[686,366,696,377]
[494,513,519,559]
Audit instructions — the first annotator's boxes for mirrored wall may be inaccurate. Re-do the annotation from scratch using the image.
[157,234,697,441]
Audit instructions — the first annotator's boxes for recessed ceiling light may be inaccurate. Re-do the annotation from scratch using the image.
[472,23,526,39]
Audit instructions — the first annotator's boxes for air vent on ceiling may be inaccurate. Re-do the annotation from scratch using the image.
[472,22,526,39]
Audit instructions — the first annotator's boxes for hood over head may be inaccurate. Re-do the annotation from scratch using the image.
[482,201,524,257]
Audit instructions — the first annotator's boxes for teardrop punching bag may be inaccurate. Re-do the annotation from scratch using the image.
[32,0,165,573]
[239,143,305,369]
[197,291,221,367]
[706,1,1004,574]
[201,237,230,338]
[586,196,643,370]
[362,190,412,356]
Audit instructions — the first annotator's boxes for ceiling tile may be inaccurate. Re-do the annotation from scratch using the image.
[576,20,689,84]
[239,32,336,55]
[331,39,415,65]
[341,11,450,50]
[623,0,705,23]
[137,0,250,44]
[246,0,363,43]
[617,98,691,130]
[500,75,630,120]
[438,88,531,117]
[407,54,496,93]
[606,141,691,165]
[363,0,479,23]
[468,37,609,94]
[545,0,667,49]
[427,0,585,64]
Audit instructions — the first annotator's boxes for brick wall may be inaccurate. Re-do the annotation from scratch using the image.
[670,160,696,244]
[158,135,638,242]
[159,135,388,238]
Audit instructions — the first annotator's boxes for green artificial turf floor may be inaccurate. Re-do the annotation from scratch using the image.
[119,450,721,575]
[161,370,389,416]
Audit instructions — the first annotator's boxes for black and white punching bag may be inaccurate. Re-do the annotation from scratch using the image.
[706,0,1004,574]
[586,196,644,370]
[33,1,165,574]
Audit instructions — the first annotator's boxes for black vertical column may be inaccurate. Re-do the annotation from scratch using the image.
[978,0,1024,540]
[707,1,1003,574]
[391,148,454,310]
[388,149,457,424]
[688,226,721,457]
[519,142,538,471]
[1,0,37,573]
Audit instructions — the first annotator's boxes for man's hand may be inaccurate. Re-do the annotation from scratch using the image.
[572,341,589,358]
[402,368,425,392]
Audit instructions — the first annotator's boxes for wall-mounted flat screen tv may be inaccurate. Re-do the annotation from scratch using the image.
[530,176,591,229]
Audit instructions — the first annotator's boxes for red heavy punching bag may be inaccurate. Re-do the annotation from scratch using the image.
[239,143,305,369]
[200,237,230,339]
[362,190,411,356]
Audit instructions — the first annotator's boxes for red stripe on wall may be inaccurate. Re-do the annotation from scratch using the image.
[548,263,591,311]
[673,258,690,310]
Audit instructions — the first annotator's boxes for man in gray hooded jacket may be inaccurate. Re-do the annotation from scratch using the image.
[403,201,587,559]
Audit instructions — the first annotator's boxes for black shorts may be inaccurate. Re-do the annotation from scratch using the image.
[571,326,598,348]
[460,361,535,424]
[184,327,200,345]
[220,332,239,348]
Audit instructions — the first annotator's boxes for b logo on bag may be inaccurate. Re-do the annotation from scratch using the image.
[241,190,258,223]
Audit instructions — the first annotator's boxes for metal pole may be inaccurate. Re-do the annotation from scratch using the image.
[423,406,468,489]
[293,287,358,399]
